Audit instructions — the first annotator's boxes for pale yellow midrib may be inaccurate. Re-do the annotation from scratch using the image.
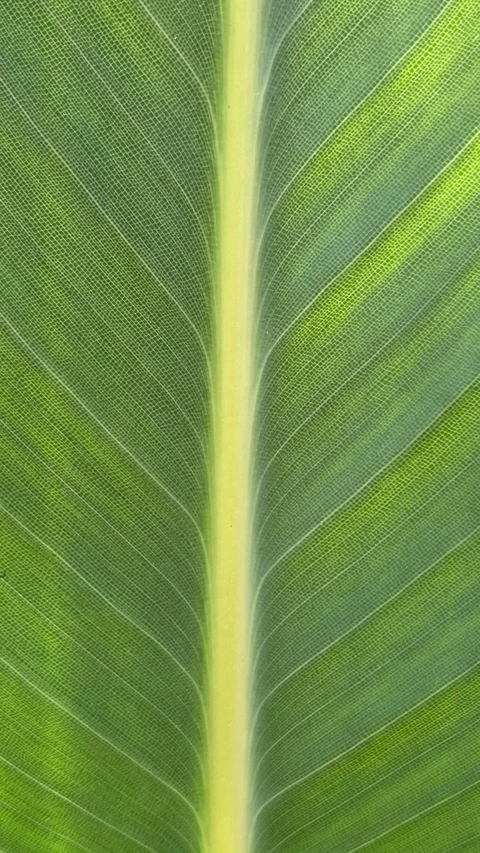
[206,0,258,851]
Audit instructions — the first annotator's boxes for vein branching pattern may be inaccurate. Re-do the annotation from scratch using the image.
[0,1,479,852]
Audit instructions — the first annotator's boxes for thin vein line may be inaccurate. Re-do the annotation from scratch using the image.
[254,51,479,394]
[256,40,480,337]
[0,389,205,632]
[3,578,203,769]
[256,330,480,569]
[0,797,96,853]
[0,196,209,419]
[254,253,468,502]
[255,226,479,440]
[0,201,208,468]
[257,0,456,258]
[0,753,164,853]
[253,659,480,820]
[259,0,318,100]
[0,412,204,645]
[43,1,215,272]
[0,471,204,739]
[252,371,480,617]
[0,502,206,710]
[341,778,480,853]
[0,655,205,835]
[253,523,480,763]
[254,462,480,680]
[261,714,480,852]
[135,0,219,157]
[253,443,479,653]
[440,832,480,853]
[0,311,209,566]
[259,0,384,173]
[0,75,212,381]
[252,474,479,734]
[0,716,197,853]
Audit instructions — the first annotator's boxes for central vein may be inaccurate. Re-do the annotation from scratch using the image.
[206,0,258,851]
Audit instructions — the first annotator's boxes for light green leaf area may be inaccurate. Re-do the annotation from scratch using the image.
[0,1,218,851]
[0,1,479,853]
[253,0,480,851]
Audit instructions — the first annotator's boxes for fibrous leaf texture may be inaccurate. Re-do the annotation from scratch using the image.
[0,1,479,852]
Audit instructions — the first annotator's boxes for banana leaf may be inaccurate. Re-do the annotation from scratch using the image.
[0,1,479,851]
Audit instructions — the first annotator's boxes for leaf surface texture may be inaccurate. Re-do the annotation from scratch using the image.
[0,1,479,852]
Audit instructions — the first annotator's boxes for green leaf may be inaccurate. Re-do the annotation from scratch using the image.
[0,2,479,853]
